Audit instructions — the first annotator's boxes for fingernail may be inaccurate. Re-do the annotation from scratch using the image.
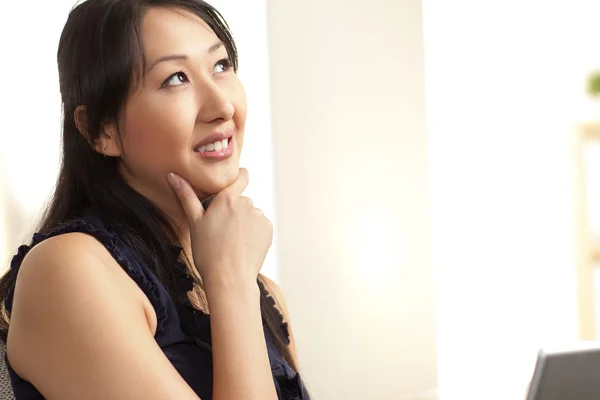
[167,173,180,189]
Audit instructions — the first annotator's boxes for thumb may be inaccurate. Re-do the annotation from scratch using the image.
[167,173,204,222]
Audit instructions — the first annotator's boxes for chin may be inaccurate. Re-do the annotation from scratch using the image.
[193,170,239,196]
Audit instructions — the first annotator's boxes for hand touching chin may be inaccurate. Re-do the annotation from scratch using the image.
[192,169,242,199]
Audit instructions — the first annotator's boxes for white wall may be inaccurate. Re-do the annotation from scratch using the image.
[0,0,66,268]
[0,0,279,279]
[267,0,437,398]
[422,1,600,399]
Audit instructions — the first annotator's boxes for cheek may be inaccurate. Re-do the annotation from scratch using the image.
[231,83,247,145]
[121,98,196,167]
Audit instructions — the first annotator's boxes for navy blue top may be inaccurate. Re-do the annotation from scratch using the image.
[4,211,309,399]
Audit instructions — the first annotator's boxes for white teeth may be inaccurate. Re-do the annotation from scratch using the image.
[196,138,230,153]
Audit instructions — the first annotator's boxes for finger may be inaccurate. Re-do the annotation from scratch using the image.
[167,173,205,221]
[220,168,249,197]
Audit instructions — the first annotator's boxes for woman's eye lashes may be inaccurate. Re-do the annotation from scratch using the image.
[216,58,232,71]
[160,58,233,88]
[161,71,189,88]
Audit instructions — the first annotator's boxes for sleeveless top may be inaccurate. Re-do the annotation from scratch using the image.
[4,210,309,399]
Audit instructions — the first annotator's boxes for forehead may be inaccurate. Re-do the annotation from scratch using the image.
[141,7,219,58]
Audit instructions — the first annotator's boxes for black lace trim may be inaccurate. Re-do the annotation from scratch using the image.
[258,279,291,345]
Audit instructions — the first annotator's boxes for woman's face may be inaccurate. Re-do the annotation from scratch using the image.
[112,7,246,207]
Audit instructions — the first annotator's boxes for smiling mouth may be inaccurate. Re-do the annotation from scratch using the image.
[194,137,232,153]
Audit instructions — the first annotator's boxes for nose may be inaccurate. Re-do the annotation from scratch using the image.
[196,80,235,124]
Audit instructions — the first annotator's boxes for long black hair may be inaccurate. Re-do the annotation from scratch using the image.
[0,0,297,371]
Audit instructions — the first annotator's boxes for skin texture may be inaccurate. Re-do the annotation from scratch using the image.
[90,6,247,243]
[7,7,296,400]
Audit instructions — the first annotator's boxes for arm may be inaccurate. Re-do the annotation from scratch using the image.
[7,233,201,400]
[166,169,278,400]
[206,280,276,400]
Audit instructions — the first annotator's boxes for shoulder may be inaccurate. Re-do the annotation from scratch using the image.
[6,233,199,399]
[17,232,123,286]
[8,232,150,375]
[12,231,149,324]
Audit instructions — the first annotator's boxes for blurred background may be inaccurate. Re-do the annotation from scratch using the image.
[3,0,600,399]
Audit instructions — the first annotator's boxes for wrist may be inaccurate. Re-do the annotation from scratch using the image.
[204,273,259,303]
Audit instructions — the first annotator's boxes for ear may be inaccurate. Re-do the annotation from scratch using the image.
[74,105,89,138]
[74,105,122,157]
[97,121,122,157]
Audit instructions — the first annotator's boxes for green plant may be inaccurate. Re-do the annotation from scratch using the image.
[587,71,600,96]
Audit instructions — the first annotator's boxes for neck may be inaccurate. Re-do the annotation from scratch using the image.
[117,168,213,270]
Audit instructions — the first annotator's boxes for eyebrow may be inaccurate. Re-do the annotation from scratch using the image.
[147,41,224,73]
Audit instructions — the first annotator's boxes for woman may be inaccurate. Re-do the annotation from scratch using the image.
[0,0,309,399]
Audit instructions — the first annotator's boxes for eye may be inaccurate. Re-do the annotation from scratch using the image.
[161,71,189,88]
[214,58,232,74]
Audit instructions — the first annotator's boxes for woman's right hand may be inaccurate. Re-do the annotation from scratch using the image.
[168,168,278,399]
[167,168,273,292]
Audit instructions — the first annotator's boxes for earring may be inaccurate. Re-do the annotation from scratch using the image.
[102,144,108,157]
